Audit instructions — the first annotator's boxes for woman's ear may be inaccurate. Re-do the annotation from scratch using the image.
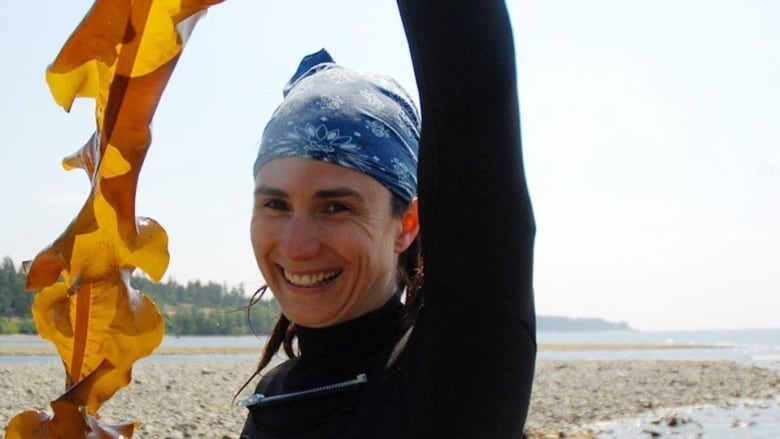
[395,198,419,253]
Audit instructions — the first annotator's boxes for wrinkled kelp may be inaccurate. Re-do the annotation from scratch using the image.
[6,1,224,437]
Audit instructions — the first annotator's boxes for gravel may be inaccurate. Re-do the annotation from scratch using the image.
[1,358,778,438]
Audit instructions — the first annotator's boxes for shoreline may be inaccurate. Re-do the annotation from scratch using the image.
[1,358,777,438]
[0,342,727,357]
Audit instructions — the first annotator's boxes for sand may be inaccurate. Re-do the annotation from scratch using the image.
[1,356,778,438]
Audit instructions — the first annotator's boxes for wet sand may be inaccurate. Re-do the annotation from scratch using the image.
[525,360,780,438]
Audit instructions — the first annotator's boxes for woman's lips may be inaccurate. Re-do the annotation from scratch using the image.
[282,269,341,288]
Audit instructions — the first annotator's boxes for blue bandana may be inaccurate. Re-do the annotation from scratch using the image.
[253,49,420,202]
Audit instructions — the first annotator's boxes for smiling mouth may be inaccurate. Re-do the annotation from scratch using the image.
[283,269,341,288]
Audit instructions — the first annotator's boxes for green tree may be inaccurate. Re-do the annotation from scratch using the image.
[0,257,32,319]
[0,256,281,335]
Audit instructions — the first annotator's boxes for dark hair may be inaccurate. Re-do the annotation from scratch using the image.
[235,194,423,399]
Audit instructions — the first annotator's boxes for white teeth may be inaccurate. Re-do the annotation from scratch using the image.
[284,270,340,287]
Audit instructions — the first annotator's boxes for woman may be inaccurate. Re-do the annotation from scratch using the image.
[240,1,536,438]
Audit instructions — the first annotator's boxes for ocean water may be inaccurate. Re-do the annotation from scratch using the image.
[537,328,780,371]
[591,400,780,439]
[3,329,779,367]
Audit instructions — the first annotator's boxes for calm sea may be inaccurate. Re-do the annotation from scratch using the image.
[3,328,779,368]
[537,328,780,371]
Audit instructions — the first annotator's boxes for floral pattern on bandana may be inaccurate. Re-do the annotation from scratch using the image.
[315,93,343,111]
[294,123,355,153]
[360,88,385,110]
[254,49,420,202]
[365,120,389,138]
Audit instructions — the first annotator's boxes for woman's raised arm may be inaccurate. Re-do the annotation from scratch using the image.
[398,1,537,437]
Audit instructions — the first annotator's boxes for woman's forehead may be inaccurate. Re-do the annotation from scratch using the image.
[255,157,391,199]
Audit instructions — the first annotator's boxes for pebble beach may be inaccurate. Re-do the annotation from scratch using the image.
[1,354,779,438]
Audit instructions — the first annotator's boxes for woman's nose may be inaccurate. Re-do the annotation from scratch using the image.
[279,215,320,260]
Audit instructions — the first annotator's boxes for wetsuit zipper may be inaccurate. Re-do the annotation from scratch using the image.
[236,373,368,408]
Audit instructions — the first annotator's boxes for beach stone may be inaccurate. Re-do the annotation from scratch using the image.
[731,419,755,428]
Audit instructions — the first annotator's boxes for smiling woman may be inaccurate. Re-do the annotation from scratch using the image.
[237,1,536,438]
[251,158,419,328]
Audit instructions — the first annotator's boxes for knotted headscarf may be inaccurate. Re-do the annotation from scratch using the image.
[253,49,420,202]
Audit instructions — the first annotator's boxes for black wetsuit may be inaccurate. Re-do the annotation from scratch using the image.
[240,1,536,438]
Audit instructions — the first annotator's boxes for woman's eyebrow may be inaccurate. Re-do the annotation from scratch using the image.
[254,186,287,198]
[254,186,364,202]
[313,187,364,202]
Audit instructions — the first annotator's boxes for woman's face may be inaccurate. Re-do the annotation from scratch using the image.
[251,158,418,328]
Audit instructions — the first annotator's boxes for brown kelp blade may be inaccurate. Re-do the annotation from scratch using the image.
[6,409,135,439]
[6,0,225,438]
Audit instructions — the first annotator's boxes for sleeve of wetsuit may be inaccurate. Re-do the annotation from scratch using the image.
[397,1,537,438]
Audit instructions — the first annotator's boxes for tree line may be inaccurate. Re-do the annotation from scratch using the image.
[0,256,279,335]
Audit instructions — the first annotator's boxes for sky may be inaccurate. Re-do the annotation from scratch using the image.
[1,0,778,331]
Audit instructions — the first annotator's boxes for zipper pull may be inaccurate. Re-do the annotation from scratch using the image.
[236,373,367,408]
[236,392,266,407]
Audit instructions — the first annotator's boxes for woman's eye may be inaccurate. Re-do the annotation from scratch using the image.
[262,199,289,211]
[325,203,350,214]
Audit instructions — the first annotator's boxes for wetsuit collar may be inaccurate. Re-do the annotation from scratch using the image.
[296,296,405,359]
